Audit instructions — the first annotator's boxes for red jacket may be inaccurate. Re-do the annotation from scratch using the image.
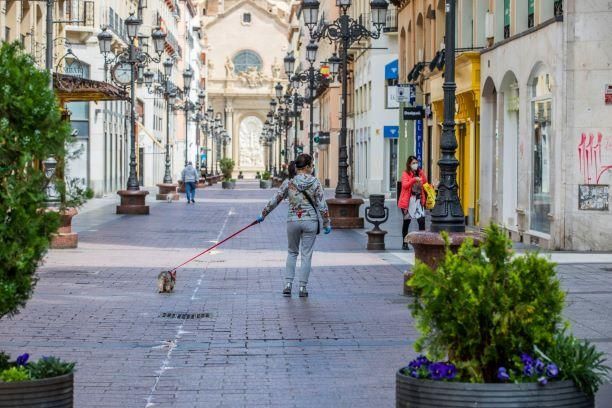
[398,169,427,209]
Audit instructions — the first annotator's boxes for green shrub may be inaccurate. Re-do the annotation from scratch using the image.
[28,356,75,380]
[0,42,72,319]
[409,224,565,382]
[218,158,235,180]
[261,171,271,181]
[536,331,610,396]
[0,366,30,382]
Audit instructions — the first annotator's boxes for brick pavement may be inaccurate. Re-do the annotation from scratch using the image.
[0,180,611,407]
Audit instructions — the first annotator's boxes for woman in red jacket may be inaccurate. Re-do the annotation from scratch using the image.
[398,155,427,249]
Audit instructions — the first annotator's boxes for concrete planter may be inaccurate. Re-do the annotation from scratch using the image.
[0,372,73,407]
[396,370,593,408]
[222,180,236,189]
[260,180,272,189]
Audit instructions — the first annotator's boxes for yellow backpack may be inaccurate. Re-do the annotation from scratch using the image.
[423,183,436,210]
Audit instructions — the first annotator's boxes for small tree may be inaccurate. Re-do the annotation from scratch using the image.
[219,158,235,180]
[0,42,72,318]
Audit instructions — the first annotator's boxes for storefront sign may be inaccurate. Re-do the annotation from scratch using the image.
[403,106,425,120]
[416,120,423,166]
[384,126,399,139]
[578,184,609,211]
[605,84,612,105]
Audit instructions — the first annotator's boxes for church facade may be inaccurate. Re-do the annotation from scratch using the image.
[202,0,290,176]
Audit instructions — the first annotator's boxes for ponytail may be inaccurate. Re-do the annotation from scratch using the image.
[288,161,297,179]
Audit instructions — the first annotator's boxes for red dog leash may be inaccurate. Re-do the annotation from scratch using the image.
[169,220,259,273]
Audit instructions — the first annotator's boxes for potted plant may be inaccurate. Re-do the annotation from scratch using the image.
[0,42,77,407]
[259,171,272,189]
[396,224,610,407]
[219,158,236,189]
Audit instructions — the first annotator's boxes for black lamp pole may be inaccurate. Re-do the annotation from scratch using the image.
[305,0,388,199]
[430,0,464,233]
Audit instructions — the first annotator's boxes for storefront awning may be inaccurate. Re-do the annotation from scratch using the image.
[385,59,398,80]
[384,126,399,138]
[53,73,129,103]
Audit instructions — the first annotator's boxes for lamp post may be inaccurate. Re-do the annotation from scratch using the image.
[181,68,193,165]
[205,106,214,175]
[303,0,388,228]
[97,14,167,215]
[143,59,181,201]
[430,0,464,233]
[284,40,326,155]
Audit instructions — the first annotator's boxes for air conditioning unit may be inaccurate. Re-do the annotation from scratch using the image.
[485,11,494,41]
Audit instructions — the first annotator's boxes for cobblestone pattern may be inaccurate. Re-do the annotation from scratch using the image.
[0,181,610,407]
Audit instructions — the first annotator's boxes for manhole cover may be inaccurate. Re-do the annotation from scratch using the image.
[159,312,211,319]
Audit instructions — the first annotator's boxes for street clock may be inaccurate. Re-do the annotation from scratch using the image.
[112,62,133,85]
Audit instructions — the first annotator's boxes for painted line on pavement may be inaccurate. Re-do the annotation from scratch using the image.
[145,207,232,408]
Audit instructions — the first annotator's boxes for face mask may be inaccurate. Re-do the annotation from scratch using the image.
[410,163,419,171]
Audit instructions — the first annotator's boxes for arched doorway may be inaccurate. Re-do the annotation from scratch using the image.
[238,116,264,172]
[500,71,519,230]
[481,76,497,224]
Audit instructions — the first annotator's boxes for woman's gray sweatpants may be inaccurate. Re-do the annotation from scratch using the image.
[286,220,318,285]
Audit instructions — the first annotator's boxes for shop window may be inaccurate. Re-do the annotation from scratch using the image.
[530,71,552,234]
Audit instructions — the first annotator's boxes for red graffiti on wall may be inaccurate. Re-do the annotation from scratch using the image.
[578,132,612,183]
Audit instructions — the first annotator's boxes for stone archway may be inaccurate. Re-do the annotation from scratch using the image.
[238,116,264,171]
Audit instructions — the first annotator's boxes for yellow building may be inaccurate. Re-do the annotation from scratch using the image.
[429,52,481,223]
[396,0,487,225]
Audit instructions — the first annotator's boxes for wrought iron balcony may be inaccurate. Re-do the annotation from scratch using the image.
[383,7,398,33]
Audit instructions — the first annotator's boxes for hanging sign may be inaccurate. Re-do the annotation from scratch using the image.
[396,84,410,103]
[416,120,423,166]
[605,84,612,105]
[403,106,425,121]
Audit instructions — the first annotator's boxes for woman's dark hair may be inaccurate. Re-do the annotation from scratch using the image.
[295,153,313,169]
[288,161,297,179]
[406,155,419,173]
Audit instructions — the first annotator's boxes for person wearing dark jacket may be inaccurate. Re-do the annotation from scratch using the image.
[257,154,331,298]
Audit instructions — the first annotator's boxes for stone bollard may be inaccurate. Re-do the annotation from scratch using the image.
[365,195,389,250]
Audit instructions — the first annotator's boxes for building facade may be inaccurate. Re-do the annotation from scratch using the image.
[479,0,612,250]
[202,0,290,177]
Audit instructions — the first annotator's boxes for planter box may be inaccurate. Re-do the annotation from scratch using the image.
[222,181,236,189]
[260,180,272,189]
[396,370,593,408]
[0,372,73,407]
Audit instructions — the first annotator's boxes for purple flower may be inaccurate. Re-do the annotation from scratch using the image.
[409,370,419,378]
[443,363,457,380]
[429,362,446,381]
[535,358,545,374]
[15,353,29,366]
[408,355,430,370]
[520,353,534,366]
[497,367,510,381]
[546,363,559,378]
[538,376,548,385]
[523,363,535,377]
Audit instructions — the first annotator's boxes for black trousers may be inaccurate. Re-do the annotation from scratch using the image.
[402,216,425,240]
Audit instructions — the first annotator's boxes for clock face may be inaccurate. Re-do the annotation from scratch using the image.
[113,62,132,85]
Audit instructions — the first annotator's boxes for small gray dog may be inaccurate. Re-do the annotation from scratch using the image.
[157,270,176,293]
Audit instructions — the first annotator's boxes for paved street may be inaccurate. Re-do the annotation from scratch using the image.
[0,180,611,407]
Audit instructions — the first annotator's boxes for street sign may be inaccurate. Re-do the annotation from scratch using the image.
[403,106,425,120]
[314,132,330,145]
[397,84,416,104]
[396,84,411,103]
[416,120,423,166]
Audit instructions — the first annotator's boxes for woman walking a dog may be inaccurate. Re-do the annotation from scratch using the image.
[257,154,331,298]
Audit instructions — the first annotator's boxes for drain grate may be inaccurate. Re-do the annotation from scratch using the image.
[159,312,211,319]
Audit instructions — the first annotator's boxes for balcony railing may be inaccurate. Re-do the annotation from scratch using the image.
[65,0,95,26]
[383,8,398,33]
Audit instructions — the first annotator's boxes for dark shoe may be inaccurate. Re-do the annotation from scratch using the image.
[299,286,308,298]
[402,243,409,250]
[283,282,292,297]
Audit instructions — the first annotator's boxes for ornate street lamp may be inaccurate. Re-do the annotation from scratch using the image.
[430,0,464,233]
[283,52,296,77]
[98,12,167,214]
[301,0,320,30]
[306,0,388,228]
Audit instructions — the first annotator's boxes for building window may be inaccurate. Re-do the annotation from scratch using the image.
[232,50,262,73]
[242,13,251,23]
[530,70,553,234]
